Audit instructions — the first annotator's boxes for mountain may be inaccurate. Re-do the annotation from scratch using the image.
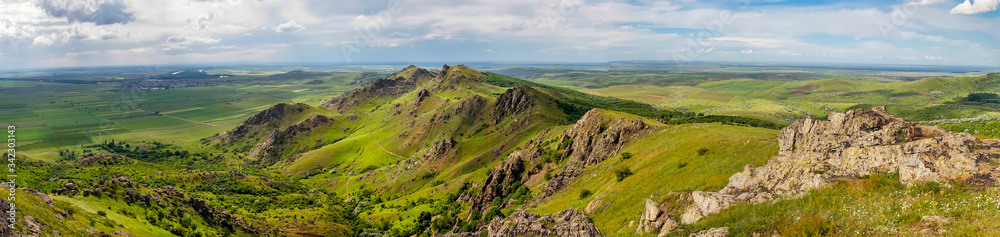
[10,64,996,237]
[200,64,791,236]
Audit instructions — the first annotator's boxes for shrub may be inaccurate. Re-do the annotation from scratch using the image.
[619,152,633,161]
[544,170,553,181]
[483,208,504,223]
[677,162,688,169]
[615,167,633,182]
[97,210,107,217]
[697,148,710,155]
[579,189,592,199]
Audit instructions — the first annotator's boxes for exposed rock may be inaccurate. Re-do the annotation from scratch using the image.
[422,138,457,162]
[25,189,53,208]
[253,114,335,164]
[25,215,40,237]
[494,86,535,122]
[681,107,1000,224]
[323,65,434,112]
[415,89,430,107]
[225,103,309,140]
[113,230,136,237]
[187,197,261,234]
[546,109,652,196]
[55,183,78,195]
[471,148,542,213]
[636,197,680,236]
[432,64,480,91]
[454,95,485,118]
[585,194,606,214]
[0,198,21,237]
[486,209,604,237]
[690,227,728,237]
[681,191,734,224]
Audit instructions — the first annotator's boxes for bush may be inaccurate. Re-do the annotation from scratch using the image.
[697,148,710,155]
[544,170,553,181]
[97,210,107,217]
[615,168,633,182]
[483,208,504,223]
[579,189,592,199]
[619,152,633,161]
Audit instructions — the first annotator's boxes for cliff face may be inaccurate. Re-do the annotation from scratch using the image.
[545,109,652,195]
[486,209,605,237]
[494,86,535,122]
[681,106,1000,224]
[470,148,542,213]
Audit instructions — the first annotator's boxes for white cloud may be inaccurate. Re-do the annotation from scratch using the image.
[950,0,1000,14]
[906,0,948,6]
[275,20,305,32]
[740,49,753,54]
[924,55,943,60]
[708,37,790,48]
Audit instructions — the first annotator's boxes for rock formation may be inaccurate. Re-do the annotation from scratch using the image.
[486,209,604,237]
[681,107,1000,224]
[323,65,434,112]
[494,86,536,122]
[635,198,680,236]
[545,109,652,195]
[471,148,542,213]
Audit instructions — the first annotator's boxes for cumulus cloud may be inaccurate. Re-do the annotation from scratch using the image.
[950,0,1000,14]
[35,0,136,25]
[275,20,304,32]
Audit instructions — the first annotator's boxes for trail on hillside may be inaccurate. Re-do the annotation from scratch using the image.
[368,133,405,159]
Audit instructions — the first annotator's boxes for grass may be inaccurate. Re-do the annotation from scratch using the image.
[531,122,780,233]
[691,173,1000,236]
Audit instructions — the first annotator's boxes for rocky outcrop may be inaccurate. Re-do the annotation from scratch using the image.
[494,86,535,122]
[545,109,652,195]
[253,114,335,164]
[691,227,729,237]
[635,198,679,236]
[0,198,21,236]
[25,189,53,209]
[486,209,604,237]
[323,65,434,112]
[75,153,131,166]
[55,183,78,195]
[187,197,260,234]
[453,95,485,118]
[471,148,542,213]
[681,107,1000,224]
[422,138,457,162]
[225,103,309,141]
[432,64,480,91]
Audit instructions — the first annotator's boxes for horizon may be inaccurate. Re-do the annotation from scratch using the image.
[1,0,999,69]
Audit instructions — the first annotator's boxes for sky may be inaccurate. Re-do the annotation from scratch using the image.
[0,0,998,69]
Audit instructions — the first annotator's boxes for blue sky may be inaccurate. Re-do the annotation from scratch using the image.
[0,0,997,69]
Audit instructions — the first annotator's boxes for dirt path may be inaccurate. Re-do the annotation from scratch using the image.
[368,133,405,159]
[160,114,218,127]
